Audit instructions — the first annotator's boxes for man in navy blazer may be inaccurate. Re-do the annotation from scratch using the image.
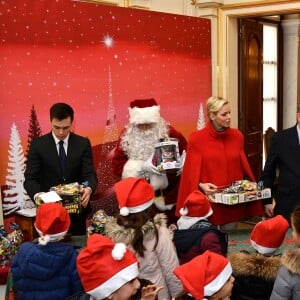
[262,104,300,223]
[24,102,98,235]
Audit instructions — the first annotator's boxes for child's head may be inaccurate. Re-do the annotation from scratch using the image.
[34,202,70,245]
[291,205,300,246]
[173,250,234,300]
[177,190,213,229]
[114,177,154,216]
[76,234,140,300]
[250,215,289,255]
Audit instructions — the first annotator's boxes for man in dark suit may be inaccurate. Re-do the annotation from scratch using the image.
[24,102,98,235]
[261,103,300,223]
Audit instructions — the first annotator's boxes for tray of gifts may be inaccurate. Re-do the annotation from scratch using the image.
[211,180,271,205]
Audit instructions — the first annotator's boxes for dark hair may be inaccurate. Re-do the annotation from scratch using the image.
[297,103,300,113]
[291,205,300,234]
[50,102,74,122]
[131,278,155,300]
[116,205,159,257]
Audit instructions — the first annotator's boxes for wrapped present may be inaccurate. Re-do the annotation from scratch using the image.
[0,223,23,269]
[87,209,112,236]
[211,180,271,205]
[50,182,83,214]
[35,182,84,214]
[153,138,181,173]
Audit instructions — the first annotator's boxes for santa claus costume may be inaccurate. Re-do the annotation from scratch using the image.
[112,98,187,221]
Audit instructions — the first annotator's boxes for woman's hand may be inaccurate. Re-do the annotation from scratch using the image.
[199,182,218,195]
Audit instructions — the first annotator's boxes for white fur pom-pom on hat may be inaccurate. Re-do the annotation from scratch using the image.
[38,234,50,246]
[112,243,127,260]
[120,207,130,216]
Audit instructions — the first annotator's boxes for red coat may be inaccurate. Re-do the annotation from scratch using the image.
[176,122,263,224]
[112,125,187,207]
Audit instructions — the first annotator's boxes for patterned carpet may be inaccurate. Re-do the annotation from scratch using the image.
[228,228,296,254]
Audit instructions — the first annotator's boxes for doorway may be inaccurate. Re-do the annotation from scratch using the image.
[238,18,281,180]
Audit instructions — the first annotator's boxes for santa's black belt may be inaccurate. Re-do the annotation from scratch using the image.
[155,190,163,197]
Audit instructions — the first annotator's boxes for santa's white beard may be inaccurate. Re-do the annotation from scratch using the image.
[121,121,168,160]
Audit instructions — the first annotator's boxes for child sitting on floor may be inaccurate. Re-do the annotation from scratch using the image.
[229,215,289,300]
[75,233,163,300]
[173,250,235,300]
[11,202,83,300]
[173,190,228,264]
[271,206,300,299]
[105,177,183,300]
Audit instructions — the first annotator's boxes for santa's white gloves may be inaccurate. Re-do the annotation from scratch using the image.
[142,155,162,175]
[176,150,186,176]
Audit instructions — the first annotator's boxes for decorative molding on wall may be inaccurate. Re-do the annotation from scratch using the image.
[194,0,224,8]
[127,0,150,9]
[195,7,219,17]
[73,0,123,6]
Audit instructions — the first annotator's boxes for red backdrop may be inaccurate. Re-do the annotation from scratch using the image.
[0,0,211,216]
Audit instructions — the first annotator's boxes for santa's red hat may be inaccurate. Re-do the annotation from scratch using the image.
[173,250,232,300]
[179,190,213,218]
[34,202,70,245]
[77,234,139,299]
[250,215,289,255]
[114,177,154,216]
[129,98,161,124]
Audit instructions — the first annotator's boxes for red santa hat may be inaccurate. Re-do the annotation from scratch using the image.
[173,250,232,300]
[179,190,213,218]
[76,234,139,299]
[250,215,289,255]
[128,98,161,124]
[34,202,70,245]
[114,177,154,216]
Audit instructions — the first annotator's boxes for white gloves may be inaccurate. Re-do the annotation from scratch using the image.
[142,155,162,175]
[176,150,186,176]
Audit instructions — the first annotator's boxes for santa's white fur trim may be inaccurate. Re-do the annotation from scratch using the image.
[180,207,188,216]
[129,105,160,124]
[122,160,144,178]
[149,173,168,191]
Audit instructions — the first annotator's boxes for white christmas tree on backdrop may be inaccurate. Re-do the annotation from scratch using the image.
[3,123,35,215]
[197,102,206,130]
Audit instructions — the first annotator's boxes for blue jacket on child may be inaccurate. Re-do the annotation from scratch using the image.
[11,241,83,300]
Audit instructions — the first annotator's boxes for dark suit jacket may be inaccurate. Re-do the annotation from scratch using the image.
[24,132,98,235]
[261,125,300,221]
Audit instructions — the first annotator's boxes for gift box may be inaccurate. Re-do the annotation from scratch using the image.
[153,138,181,173]
[212,188,271,205]
[46,182,83,214]
[59,193,81,214]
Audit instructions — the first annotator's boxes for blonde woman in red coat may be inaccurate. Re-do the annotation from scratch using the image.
[176,96,263,230]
